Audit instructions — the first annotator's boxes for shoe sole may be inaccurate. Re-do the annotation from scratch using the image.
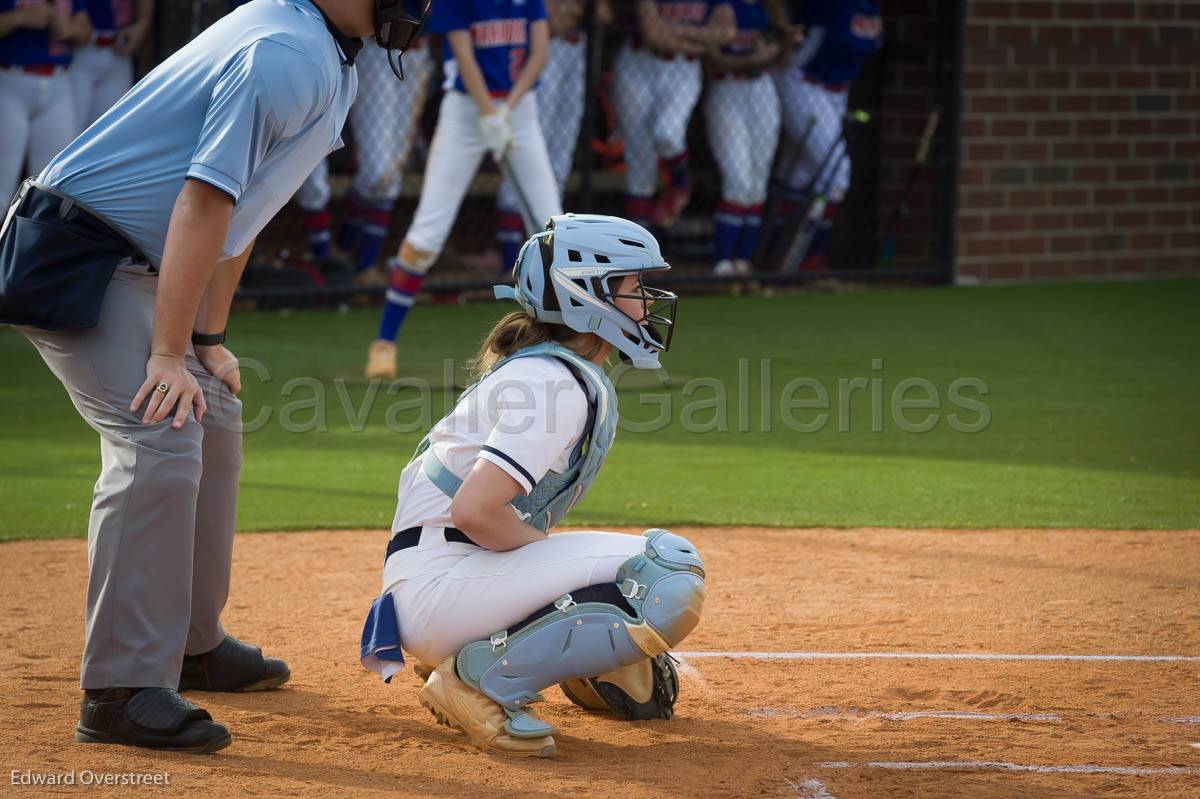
[180,667,291,693]
[417,696,556,759]
[75,726,232,754]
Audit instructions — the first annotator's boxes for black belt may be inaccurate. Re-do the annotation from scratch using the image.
[385,526,477,563]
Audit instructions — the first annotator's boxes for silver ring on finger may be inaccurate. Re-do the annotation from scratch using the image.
[156,382,170,394]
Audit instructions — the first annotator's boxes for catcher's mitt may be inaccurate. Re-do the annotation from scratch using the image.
[560,653,679,721]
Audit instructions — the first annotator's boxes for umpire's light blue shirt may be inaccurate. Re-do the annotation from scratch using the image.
[38,0,358,267]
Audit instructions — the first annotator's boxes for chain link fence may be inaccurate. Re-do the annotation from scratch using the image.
[147,0,958,303]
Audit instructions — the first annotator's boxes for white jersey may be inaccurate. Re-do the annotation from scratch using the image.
[389,355,589,539]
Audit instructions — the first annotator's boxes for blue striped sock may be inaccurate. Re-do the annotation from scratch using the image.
[713,201,743,264]
[377,260,425,342]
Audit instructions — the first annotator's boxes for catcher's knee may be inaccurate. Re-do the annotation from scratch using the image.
[398,240,437,274]
[618,528,706,655]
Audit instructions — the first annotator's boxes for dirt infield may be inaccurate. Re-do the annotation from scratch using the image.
[1,527,1197,798]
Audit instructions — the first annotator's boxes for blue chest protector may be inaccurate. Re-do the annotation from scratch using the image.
[414,342,619,533]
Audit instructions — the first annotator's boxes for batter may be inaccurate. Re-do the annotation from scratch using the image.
[365,0,561,379]
[361,214,705,757]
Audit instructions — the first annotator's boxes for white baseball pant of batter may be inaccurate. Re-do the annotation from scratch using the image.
[705,72,781,207]
[404,89,561,259]
[0,67,77,201]
[496,34,585,220]
[611,43,702,198]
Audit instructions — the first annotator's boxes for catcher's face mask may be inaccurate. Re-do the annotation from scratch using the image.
[374,0,431,80]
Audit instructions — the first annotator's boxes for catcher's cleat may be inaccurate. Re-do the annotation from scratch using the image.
[418,657,557,758]
[559,653,679,721]
[76,688,231,753]
[179,635,290,693]
[364,339,397,380]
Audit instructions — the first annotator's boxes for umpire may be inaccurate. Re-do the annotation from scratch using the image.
[0,0,428,753]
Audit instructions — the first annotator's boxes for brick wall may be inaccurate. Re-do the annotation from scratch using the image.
[956,0,1200,280]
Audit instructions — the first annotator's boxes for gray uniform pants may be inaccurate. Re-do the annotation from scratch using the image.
[19,260,242,690]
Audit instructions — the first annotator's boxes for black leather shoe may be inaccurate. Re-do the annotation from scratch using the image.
[76,688,231,753]
[180,635,290,692]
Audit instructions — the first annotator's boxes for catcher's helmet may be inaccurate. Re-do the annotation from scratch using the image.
[493,214,677,370]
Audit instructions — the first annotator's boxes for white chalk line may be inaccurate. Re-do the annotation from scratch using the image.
[1161,716,1200,724]
[784,777,836,798]
[818,761,1200,776]
[677,651,1200,663]
[750,707,1062,723]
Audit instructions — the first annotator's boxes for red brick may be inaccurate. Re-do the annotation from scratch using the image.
[1073,165,1109,182]
[1117,26,1155,46]
[1093,141,1130,159]
[964,23,993,45]
[1008,237,1046,255]
[1057,2,1095,19]
[1051,236,1088,253]
[1014,1,1054,19]
[1115,71,1153,90]
[1032,213,1070,231]
[1112,211,1150,228]
[1170,232,1200,249]
[965,237,1007,257]
[1014,45,1053,66]
[1178,94,1200,112]
[1013,95,1052,113]
[1034,119,1071,136]
[1053,46,1094,66]
[1114,164,1151,181]
[1093,188,1130,205]
[970,95,1009,113]
[1095,94,1131,112]
[1053,141,1078,159]
[988,214,1029,232]
[960,167,988,185]
[1174,186,1200,203]
[966,142,1007,161]
[1139,3,1177,20]
[1148,256,1191,274]
[1153,209,1188,227]
[994,24,1035,44]
[1134,141,1171,158]
[1175,141,1200,159]
[960,118,987,138]
[1136,46,1174,66]
[1036,25,1076,46]
[1155,117,1191,135]
[1131,233,1169,250]
[992,71,1032,89]
[1071,212,1108,229]
[963,71,989,90]
[1098,3,1135,19]
[1056,95,1092,112]
[1078,26,1117,45]
[1156,71,1193,89]
[1011,189,1049,208]
[1134,186,1171,203]
[1028,259,1070,279]
[974,1,1012,19]
[1009,142,1048,160]
[958,214,986,234]
[1069,258,1110,276]
[963,190,1006,209]
[1111,257,1147,274]
[1052,189,1088,206]
[966,46,1009,67]
[1076,118,1112,136]
[1183,3,1200,19]
[1034,70,1071,90]
[991,119,1029,137]
[1116,118,1155,136]
[986,261,1030,280]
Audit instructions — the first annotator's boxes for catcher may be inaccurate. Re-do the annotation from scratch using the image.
[360,214,706,757]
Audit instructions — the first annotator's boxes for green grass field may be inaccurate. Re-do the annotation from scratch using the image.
[2,279,1198,540]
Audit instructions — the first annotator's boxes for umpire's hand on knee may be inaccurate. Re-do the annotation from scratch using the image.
[131,353,207,429]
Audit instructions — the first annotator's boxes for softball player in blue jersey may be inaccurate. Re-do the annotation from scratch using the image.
[772,0,881,270]
[0,0,91,199]
[0,0,428,754]
[361,215,704,757]
[364,0,561,380]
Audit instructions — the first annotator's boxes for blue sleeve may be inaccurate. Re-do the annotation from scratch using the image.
[428,0,470,33]
[187,41,326,202]
[73,0,87,13]
[527,0,547,23]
